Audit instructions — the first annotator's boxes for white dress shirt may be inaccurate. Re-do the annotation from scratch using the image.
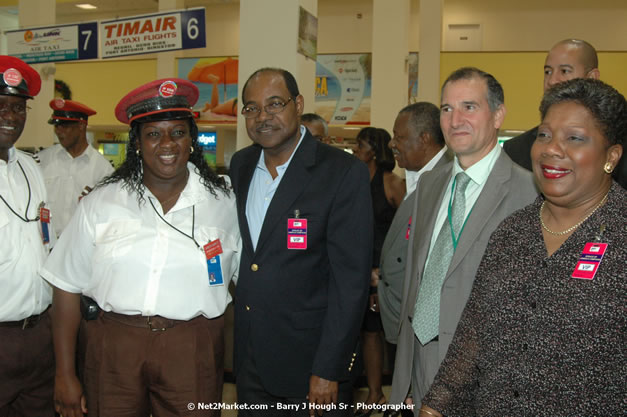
[426,144,502,257]
[246,125,305,250]
[41,164,241,320]
[38,144,113,237]
[0,148,52,321]
[404,146,448,199]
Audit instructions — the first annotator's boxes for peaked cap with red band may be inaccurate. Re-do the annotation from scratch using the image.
[48,98,97,125]
[0,55,41,99]
[114,78,199,125]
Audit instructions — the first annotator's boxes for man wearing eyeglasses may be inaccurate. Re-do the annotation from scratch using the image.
[0,56,55,416]
[229,67,373,416]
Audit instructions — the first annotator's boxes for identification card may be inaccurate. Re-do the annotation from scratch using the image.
[405,216,412,240]
[287,218,307,250]
[203,240,224,286]
[571,242,608,280]
[40,207,50,244]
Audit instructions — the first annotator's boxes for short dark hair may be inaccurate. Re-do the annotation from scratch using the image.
[399,102,445,146]
[540,78,626,147]
[356,127,395,172]
[241,67,300,102]
[441,67,504,112]
[301,113,328,135]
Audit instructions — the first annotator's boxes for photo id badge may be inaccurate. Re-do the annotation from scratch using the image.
[203,239,224,286]
[572,242,608,280]
[287,218,307,250]
[40,207,50,244]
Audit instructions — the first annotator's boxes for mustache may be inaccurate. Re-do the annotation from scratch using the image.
[255,123,274,131]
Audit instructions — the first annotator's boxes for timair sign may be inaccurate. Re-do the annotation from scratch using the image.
[101,7,206,58]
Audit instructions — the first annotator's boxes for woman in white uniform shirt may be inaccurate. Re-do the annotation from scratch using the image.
[42,78,241,417]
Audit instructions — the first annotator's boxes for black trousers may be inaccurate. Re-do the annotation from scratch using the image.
[236,339,353,417]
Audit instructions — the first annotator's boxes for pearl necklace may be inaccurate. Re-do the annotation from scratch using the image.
[540,192,609,236]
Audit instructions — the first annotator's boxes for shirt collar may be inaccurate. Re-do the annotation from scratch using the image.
[144,162,208,212]
[59,143,91,160]
[255,125,306,175]
[405,146,448,197]
[452,143,501,186]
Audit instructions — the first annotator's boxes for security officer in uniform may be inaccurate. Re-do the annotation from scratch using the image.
[0,55,55,417]
[38,99,113,237]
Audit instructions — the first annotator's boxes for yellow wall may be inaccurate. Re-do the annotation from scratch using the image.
[55,59,157,127]
[440,52,627,130]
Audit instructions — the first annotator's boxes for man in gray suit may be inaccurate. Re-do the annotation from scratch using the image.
[377,102,450,345]
[390,67,538,415]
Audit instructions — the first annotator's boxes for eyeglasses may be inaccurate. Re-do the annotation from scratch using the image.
[241,97,293,119]
[0,103,30,116]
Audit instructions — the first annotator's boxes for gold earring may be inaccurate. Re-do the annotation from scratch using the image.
[190,146,194,154]
[604,162,614,174]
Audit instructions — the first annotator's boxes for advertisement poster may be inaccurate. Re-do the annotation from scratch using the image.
[297,6,317,61]
[6,22,98,63]
[101,8,205,58]
[179,57,239,124]
[315,53,371,125]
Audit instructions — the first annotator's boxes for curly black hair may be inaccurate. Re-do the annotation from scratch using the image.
[356,126,396,172]
[540,78,626,147]
[98,118,229,203]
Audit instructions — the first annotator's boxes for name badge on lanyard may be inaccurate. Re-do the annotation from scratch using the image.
[203,239,224,286]
[287,218,307,250]
[39,206,50,244]
[572,242,608,280]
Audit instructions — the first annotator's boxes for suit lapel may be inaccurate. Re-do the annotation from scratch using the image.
[254,133,317,255]
[411,162,452,280]
[446,152,512,275]
[236,146,261,257]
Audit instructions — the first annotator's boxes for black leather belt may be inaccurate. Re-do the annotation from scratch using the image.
[102,311,200,332]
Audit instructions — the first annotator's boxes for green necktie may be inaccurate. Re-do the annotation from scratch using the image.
[413,171,472,345]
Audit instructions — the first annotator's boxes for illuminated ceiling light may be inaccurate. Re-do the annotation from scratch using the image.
[75,4,98,10]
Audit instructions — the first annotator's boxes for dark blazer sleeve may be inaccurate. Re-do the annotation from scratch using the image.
[312,157,373,380]
[502,126,538,171]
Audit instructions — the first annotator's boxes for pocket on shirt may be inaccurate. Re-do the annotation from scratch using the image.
[196,226,239,252]
[94,219,141,259]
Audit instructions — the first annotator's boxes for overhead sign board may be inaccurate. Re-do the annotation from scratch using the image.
[5,22,98,64]
[100,7,206,58]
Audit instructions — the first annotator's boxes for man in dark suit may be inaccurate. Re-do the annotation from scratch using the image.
[503,39,600,171]
[378,102,451,346]
[390,68,538,415]
[229,67,373,416]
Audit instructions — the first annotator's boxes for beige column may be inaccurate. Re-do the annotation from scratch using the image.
[236,0,317,150]
[17,0,56,150]
[370,0,410,134]
[416,0,442,105]
[156,0,183,79]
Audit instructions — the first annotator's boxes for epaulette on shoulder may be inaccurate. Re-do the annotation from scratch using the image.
[31,153,41,164]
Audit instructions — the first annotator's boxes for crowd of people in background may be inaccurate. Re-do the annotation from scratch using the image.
[0,36,624,417]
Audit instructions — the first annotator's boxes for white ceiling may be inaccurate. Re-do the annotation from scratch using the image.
[0,0,239,26]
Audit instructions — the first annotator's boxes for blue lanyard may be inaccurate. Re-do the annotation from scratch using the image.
[447,175,474,250]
